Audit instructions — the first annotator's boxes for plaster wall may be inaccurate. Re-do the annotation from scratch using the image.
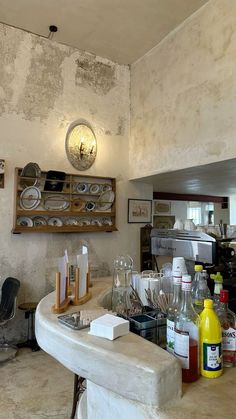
[0,24,152,342]
[130,0,236,180]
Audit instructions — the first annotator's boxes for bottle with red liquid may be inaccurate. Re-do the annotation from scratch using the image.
[217,289,236,368]
[174,274,200,383]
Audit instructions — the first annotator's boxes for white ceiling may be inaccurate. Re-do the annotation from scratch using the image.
[135,159,236,197]
[0,0,208,64]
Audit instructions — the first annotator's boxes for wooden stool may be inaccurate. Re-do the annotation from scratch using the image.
[18,302,40,352]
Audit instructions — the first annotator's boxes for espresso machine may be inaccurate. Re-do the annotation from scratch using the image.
[150,228,236,312]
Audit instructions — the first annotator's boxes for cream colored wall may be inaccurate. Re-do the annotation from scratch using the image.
[0,23,152,342]
[130,0,236,180]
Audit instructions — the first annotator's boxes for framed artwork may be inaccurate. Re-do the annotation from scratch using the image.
[153,200,171,215]
[128,199,152,223]
[153,215,175,229]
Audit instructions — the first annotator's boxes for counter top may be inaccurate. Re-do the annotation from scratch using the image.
[35,277,181,409]
[35,277,236,418]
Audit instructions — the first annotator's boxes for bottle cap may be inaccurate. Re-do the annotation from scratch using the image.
[220,289,229,303]
[194,264,203,272]
[204,299,213,309]
[210,272,223,283]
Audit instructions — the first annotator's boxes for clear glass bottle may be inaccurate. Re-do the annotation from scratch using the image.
[166,270,182,354]
[174,274,200,383]
[210,272,223,310]
[217,289,236,368]
[192,266,211,314]
[191,264,203,292]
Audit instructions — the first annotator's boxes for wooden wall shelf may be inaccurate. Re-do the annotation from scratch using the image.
[13,167,117,234]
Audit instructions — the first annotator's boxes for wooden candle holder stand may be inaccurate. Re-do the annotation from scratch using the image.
[71,267,92,306]
[52,272,70,314]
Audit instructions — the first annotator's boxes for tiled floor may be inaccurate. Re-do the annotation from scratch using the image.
[0,348,74,419]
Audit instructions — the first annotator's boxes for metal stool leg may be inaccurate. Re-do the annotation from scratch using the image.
[70,374,86,419]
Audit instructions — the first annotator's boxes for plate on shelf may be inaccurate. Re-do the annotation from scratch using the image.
[102,217,113,226]
[43,195,70,211]
[91,218,102,227]
[75,183,89,193]
[48,217,63,227]
[78,217,91,226]
[97,190,115,211]
[64,218,78,226]
[71,198,85,212]
[17,216,33,227]
[89,184,101,194]
[20,186,41,210]
[33,216,47,226]
[20,162,41,188]
[102,184,112,192]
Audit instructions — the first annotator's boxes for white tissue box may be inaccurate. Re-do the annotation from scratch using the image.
[89,314,129,340]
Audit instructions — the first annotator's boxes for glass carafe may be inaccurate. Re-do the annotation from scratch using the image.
[111,255,133,316]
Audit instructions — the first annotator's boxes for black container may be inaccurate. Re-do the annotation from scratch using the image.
[44,170,66,192]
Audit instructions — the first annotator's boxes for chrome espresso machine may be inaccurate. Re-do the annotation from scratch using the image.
[150,228,236,313]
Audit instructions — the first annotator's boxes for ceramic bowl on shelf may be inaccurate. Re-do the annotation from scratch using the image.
[47,217,63,227]
[17,216,33,227]
[89,184,101,194]
[71,198,85,212]
[85,201,96,212]
[76,183,89,193]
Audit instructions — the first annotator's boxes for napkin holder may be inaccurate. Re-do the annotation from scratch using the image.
[71,267,92,305]
[52,272,70,313]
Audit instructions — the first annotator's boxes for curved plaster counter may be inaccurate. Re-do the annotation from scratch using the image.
[36,277,236,419]
[35,277,181,418]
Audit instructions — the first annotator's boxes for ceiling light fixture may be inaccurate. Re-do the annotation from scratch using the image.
[48,25,58,40]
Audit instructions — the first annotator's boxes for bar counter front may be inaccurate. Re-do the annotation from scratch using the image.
[35,277,236,419]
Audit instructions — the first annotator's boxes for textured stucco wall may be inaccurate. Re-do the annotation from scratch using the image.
[130,0,236,180]
[0,24,152,342]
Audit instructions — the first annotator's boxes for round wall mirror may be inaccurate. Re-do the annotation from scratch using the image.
[65,123,97,171]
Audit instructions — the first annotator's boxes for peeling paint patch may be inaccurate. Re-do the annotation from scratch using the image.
[75,53,116,95]
[17,37,70,121]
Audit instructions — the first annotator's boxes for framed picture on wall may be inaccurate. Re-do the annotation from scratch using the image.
[153,215,175,229]
[153,200,171,215]
[128,199,152,223]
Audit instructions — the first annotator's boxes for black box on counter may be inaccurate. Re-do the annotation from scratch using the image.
[128,312,166,347]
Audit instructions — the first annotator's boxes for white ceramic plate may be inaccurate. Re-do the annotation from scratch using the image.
[43,195,69,211]
[89,184,101,194]
[97,190,115,211]
[20,162,41,188]
[48,217,63,227]
[20,186,41,210]
[17,216,33,227]
[102,184,112,192]
[78,217,91,226]
[76,183,89,193]
[102,217,113,226]
[33,216,47,226]
[64,218,78,226]
[91,218,102,227]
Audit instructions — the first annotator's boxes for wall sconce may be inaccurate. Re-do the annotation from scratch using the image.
[65,122,97,171]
